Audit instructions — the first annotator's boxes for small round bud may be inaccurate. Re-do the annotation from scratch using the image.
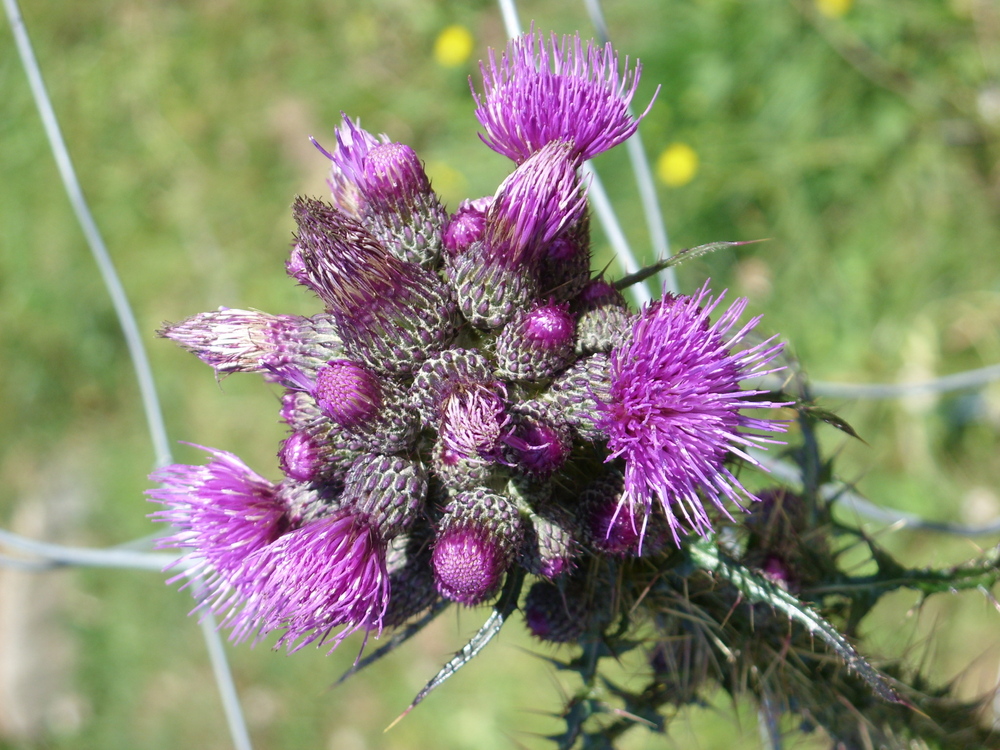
[443,197,491,256]
[278,431,323,482]
[432,489,522,605]
[362,142,432,204]
[314,359,382,428]
[574,279,631,355]
[495,302,576,381]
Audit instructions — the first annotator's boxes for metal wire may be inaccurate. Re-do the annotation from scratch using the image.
[3,3,252,747]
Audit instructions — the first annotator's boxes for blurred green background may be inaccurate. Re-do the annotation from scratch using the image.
[2,0,999,747]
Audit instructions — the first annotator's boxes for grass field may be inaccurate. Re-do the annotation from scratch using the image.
[2,1,999,748]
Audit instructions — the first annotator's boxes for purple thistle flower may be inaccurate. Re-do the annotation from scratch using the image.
[597,283,787,545]
[439,384,510,462]
[290,197,457,373]
[147,447,291,633]
[159,309,341,383]
[231,511,389,651]
[450,141,588,328]
[314,114,386,218]
[472,30,658,164]
[483,140,587,270]
[149,447,290,579]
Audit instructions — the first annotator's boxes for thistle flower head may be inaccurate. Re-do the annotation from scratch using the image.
[313,359,383,429]
[432,489,521,605]
[598,283,786,545]
[443,197,491,256]
[483,140,588,270]
[151,30,806,689]
[159,309,341,383]
[439,383,510,461]
[473,30,658,164]
[316,114,386,217]
[231,511,389,651]
[290,197,457,373]
[148,446,289,578]
[361,142,432,206]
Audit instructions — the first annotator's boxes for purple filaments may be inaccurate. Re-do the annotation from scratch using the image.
[472,30,658,164]
[440,385,510,461]
[231,512,389,651]
[483,140,588,270]
[599,283,787,545]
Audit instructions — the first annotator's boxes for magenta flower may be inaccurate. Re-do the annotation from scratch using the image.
[149,447,289,579]
[230,512,389,651]
[598,283,787,545]
[473,30,658,164]
[148,447,291,631]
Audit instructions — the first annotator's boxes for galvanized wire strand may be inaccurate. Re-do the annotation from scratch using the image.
[0,528,181,571]
[810,362,1000,400]
[194,581,254,750]
[3,0,172,472]
[750,450,1000,537]
[3,4,252,747]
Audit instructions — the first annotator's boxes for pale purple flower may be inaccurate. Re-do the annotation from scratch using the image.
[473,30,658,164]
[597,283,786,545]
[313,114,386,218]
[159,309,341,383]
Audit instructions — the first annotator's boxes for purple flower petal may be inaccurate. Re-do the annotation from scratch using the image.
[598,282,787,545]
[473,30,658,163]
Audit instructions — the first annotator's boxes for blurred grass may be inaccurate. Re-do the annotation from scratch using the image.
[2,0,999,747]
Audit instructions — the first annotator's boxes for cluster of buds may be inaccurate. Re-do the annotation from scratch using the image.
[148,30,786,652]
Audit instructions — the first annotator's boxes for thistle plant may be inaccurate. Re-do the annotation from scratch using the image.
[143,27,1000,748]
[149,29,784,651]
[6,2,1000,748]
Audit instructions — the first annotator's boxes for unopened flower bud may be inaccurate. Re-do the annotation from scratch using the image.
[574,279,631,354]
[543,353,613,440]
[359,142,447,268]
[343,453,427,539]
[443,197,491,256]
[432,489,522,605]
[159,310,341,381]
[291,197,458,373]
[314,359,382,428]
[495,301,576,381]
[504,401,572,480]
[523,572,612,643]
